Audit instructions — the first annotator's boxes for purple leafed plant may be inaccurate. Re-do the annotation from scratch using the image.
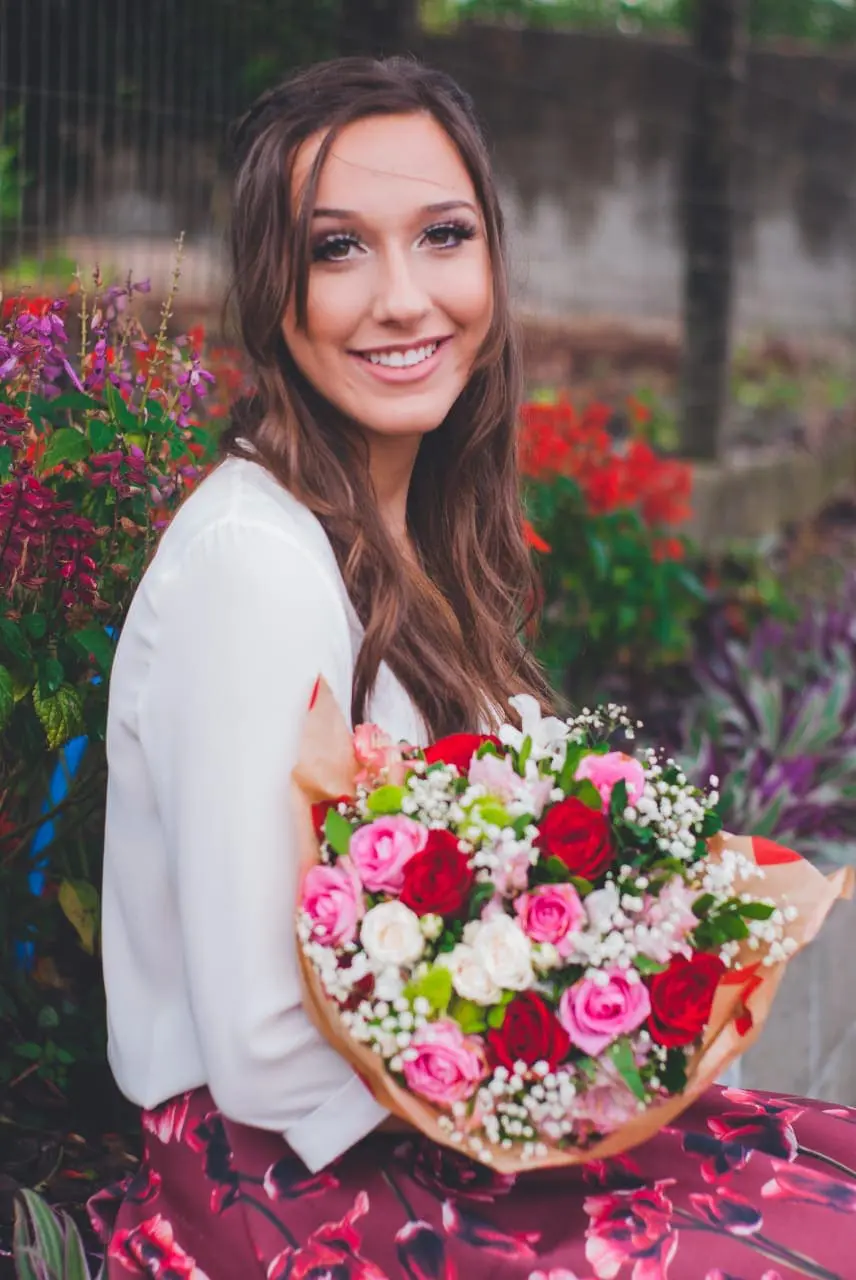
[679,574,856,866]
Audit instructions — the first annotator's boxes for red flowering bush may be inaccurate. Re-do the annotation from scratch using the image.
[0,274,220,1098]
[520,396,706,701]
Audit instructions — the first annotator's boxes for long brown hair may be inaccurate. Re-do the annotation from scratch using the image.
[223,56,552,737]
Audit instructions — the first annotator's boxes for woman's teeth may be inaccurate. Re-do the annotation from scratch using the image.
[364,343,438,368]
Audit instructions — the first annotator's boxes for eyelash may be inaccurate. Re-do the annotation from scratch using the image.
[311,219,477,263]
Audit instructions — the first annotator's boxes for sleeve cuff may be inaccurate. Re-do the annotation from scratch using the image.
[285,1075,389,1172]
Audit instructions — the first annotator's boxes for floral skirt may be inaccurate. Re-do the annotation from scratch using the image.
[88,1084,856,1280]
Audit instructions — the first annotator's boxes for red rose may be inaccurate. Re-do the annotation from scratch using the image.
[647,952,726,1048]
[536,796,615,881]
[487,992,570,1072]
[399,830,475,917]
[423,733,501,773]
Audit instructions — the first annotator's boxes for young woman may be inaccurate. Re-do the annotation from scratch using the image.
[94,57,856,1280]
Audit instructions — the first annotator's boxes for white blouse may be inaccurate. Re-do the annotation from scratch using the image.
[101,456,425,1171]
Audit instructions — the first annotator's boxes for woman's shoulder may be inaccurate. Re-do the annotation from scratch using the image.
[150,457,337,582]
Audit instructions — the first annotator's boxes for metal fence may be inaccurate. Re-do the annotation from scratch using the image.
[0,0,239,304]
[4,2,856,343]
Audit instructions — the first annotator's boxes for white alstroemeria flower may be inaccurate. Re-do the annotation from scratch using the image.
[500,694,571,758]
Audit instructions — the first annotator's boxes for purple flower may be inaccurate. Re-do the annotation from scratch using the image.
[689,1187,763,1236]
[396,1221,450,1280]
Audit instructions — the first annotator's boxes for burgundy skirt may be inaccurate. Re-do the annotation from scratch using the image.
[88,1084,856,1280]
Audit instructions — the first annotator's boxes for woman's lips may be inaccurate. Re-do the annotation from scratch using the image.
[349,337,451,384]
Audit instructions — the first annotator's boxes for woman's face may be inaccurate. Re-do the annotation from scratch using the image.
[283,112,494,441]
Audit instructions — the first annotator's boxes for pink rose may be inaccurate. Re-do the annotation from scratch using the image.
[301,858,363,947]
[575,751,646,809]
[559,969,651,1056]
[402,1019,485,1105]
[515,884,585,957]
[349,815,428,894]
[468,753,553,819]
[353,723,410,786]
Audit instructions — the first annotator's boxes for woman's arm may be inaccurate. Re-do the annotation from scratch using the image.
[137,515,389,1170]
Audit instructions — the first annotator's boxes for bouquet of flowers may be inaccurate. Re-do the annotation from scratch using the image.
[295,682,852,1173]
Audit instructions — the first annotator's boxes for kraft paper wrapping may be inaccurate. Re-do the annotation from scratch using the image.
[293,679,855,1173]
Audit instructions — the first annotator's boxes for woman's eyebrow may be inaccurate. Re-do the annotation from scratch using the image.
[311,199,478,219]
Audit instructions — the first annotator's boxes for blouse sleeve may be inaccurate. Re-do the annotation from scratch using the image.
[136,515,388,1171]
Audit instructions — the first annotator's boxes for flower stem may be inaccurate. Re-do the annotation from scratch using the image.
[238,1192,298,1248]
[798,1144,856,1181]
[673,1208,841,1280]
[382,1169,417,1222]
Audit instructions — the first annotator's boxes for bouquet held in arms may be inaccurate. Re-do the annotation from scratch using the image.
[295,682,852,1173]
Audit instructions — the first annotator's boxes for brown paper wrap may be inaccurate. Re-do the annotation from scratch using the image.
[294,679,855,1173]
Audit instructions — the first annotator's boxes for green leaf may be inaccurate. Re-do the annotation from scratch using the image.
[633,954,668,975]
[32,684,85,749]
[449,998,488,1034]
[737,901,776,921]
[324,807,354,858]
[405,965,453,1014]
[661,1046,689,1093]
[608,1036,647,1102]
[610,778,629,820]
[40,427,92,470]
[37,655,65,698]
[468,880,497,920]
[88,416,116,452]
[69,626,115,676]
[50,391,100,414]
[366,785,406,816]
[58,879,100,954]
[60,1210,93,1280]
[486,1004,507,1029]
[701,810,722,838]
[14,1042,42,1061]
[104,379,138,430]
[517,734,533,773]
[692,892,716,919]
[13,1190,64,1279]
[0,444,12,475]
[37,1005,60,1029]
[0,664,14,732]
[20,612,47,640]
[575,779,602,811]
[0,616,31,663]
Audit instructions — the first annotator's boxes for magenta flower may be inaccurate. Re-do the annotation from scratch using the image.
[584,1181,678,1280]
[689,1187,763,1236]
[761,1157,856,1211]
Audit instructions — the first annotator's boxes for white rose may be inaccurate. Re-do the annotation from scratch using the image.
[441,944,503,1006]
[360,902,425,968]
[471,915,534,991]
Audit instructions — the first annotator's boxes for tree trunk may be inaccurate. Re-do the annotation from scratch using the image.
[339,0,420,57]
[679,0,749,461]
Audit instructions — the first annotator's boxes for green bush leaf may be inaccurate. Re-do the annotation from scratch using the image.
[0,664,14,731]
[70,626,115,676]
[486,1004,507,1029]
[59,880,100,954]
[13,1190,64,1279]
[0,616,31,663]
[40,427,92,470]
[32,684,84,749]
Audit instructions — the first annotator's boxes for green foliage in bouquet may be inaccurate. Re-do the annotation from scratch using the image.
[0,260,218,1104]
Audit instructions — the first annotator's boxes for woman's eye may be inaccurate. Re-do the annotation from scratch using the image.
[312,234,361,263]
[422,221,477,250]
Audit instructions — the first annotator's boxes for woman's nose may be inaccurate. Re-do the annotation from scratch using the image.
[371,247,431,327]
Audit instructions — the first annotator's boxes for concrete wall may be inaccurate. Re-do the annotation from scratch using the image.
[424,26,856,336]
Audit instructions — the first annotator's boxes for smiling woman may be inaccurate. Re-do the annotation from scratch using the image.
[94,56,856,1280]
